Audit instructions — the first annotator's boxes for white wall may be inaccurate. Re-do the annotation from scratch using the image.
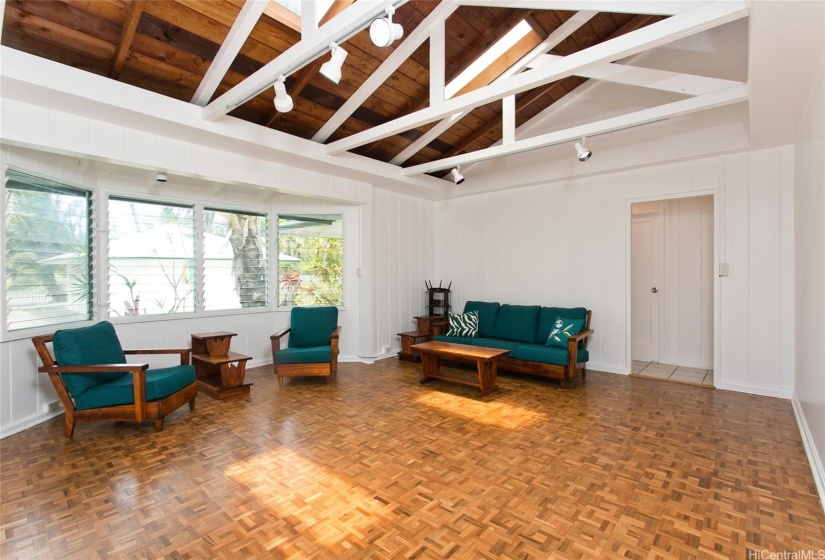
[371,188,436,358]
[793,49,825,504]
[435,147,795,397]
[632,196,714,369]
[0,144,367,437]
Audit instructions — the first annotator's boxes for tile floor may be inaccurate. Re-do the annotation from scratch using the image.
[631,360,714,386]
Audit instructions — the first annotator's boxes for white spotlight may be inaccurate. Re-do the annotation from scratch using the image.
[273,75,293,113]
[320,42,348,84]
[449,167,465,185]
[370,6,404,48]
[155,172,168,182]
[575,138,592,162]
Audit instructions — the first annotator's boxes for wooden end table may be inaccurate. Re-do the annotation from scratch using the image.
[410,341,509,397]
[191,332,252,399]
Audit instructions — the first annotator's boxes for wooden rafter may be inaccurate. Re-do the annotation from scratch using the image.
[263,1,301,33]
[109,0,144,79]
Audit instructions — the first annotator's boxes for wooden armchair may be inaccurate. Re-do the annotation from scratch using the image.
[270,306,340,387]
[32,321,198,436]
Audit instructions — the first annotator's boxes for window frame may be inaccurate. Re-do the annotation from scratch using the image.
[0,166,96,341]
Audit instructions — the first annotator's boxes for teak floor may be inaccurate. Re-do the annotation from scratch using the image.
[2,360,823,559]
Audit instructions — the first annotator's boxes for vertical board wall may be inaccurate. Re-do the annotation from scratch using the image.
[434,146,795,398]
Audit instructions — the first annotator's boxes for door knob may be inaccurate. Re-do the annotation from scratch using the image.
[651,287,658,293]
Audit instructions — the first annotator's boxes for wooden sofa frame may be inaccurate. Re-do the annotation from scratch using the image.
[32,334,198,436]
[433,310,594,388]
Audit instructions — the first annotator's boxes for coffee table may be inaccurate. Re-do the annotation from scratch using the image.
[410,341,509,397]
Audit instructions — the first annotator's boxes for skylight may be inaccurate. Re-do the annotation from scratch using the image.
[444,19,533,99]
[273,0,301,16]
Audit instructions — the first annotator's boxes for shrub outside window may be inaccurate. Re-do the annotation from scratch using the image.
[203,208,268,311]
[278,214,343,306]
[4,170,93,331]
[107,197,195,317]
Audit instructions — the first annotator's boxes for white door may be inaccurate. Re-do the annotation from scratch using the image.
[631,212,661,362]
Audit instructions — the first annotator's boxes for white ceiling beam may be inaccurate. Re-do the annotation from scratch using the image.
[327,0,747,156]
[502,95,515,144]
[401,84,748,175]
[430,19,446,105]
[201,0,400,122]
[191,0,268,107]
[528,55,744,96]
[209,183,225,196]
[389,10,597,165]
[457,1,702,16]
[311,1,458,143]
[301,0,318,34]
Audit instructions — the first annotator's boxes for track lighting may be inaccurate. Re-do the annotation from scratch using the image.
[449,167,465,185]
[273,75,293,113]
[370,6,404,48]
[575,138,592,162]
[155,172,167,183]
[320,42,348,84]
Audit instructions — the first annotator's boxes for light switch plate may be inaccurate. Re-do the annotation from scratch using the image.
[719,263,729,276]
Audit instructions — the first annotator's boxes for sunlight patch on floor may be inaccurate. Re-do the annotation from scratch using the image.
[416,391,545,429]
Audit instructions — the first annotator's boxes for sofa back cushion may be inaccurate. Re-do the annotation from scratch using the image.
[53,321,128,397]
[463,301,500,338]
[492,304,541,343]
[537,307,588,344]
[289,306,338,348]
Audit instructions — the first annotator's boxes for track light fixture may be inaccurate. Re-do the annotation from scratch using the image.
[273,75,293,113]
[575,137,592,162]
[370,6,404,48]
[449,167,465,185]
[320,42,348,84]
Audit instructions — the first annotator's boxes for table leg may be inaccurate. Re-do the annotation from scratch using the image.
[476,358,500,397]
[419,352,439,384]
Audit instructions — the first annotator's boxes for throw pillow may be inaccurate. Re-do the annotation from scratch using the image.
[545,317,584,347]
[447,310,479,337]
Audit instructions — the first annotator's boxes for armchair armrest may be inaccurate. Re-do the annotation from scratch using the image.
[124,347,192,365]
[331,326,341,339]
[38,363,149,374]
[432,321,449,335]
[567,329,594,342]
[270,327,291,341]
[566,329,594,371]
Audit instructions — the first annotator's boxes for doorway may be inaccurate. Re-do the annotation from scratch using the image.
[630,195,715,386]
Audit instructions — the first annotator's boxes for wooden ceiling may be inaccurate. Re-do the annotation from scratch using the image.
[2,0,666,180]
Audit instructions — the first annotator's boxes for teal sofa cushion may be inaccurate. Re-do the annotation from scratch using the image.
[492,304,540,343]
[289,306,338,348]
[463,301,500,338]
[537,307,588,345]
[73,365,196,411]
[277,346,332,364]
[432,335,518,351]
[53,321,128,397]
[545,318,585,348]
[446,310,479,337]
[509,345,589,365]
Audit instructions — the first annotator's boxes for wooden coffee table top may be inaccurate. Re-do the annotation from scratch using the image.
[411,341,510,360]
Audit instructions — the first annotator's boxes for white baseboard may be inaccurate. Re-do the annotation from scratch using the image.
[0,409,63,440]
[714,381,793,399]
[586,362,629,375]
[791,394,825,513]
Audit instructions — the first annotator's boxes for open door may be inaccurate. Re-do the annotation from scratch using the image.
[631,211,662,362]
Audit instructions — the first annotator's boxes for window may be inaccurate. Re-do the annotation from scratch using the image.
[4,169,93,331]
[278,214,343,306]
[107,197,195,316]
[203,208,268,311]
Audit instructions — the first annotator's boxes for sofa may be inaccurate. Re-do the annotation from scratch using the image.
[432,301,594,387]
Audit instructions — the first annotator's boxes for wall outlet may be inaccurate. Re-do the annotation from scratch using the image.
[381,345,391,354]
[47,401,61,412]
[719,263,729,277]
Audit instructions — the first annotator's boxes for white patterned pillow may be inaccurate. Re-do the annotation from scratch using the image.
[446,311,479,337]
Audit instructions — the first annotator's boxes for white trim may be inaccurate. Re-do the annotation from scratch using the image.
[792,394,825,512]
[456,1,702,16]
[714,382,792,400]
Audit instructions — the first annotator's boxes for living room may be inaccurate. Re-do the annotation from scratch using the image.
[1,0,823,557]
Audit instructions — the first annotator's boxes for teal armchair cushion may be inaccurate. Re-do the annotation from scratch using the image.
[53,321,129,397]
[463,301,500,338]
[510,345,589,365]
[492,304,540,343]
[276,346,333,364]
[289,306,338,348]
[537,307,588,345]
[73,365,196,411]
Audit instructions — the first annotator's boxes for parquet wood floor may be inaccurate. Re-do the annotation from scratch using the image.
[2,360,823,559]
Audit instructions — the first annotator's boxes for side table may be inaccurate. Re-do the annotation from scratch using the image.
[191,332,252,399]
